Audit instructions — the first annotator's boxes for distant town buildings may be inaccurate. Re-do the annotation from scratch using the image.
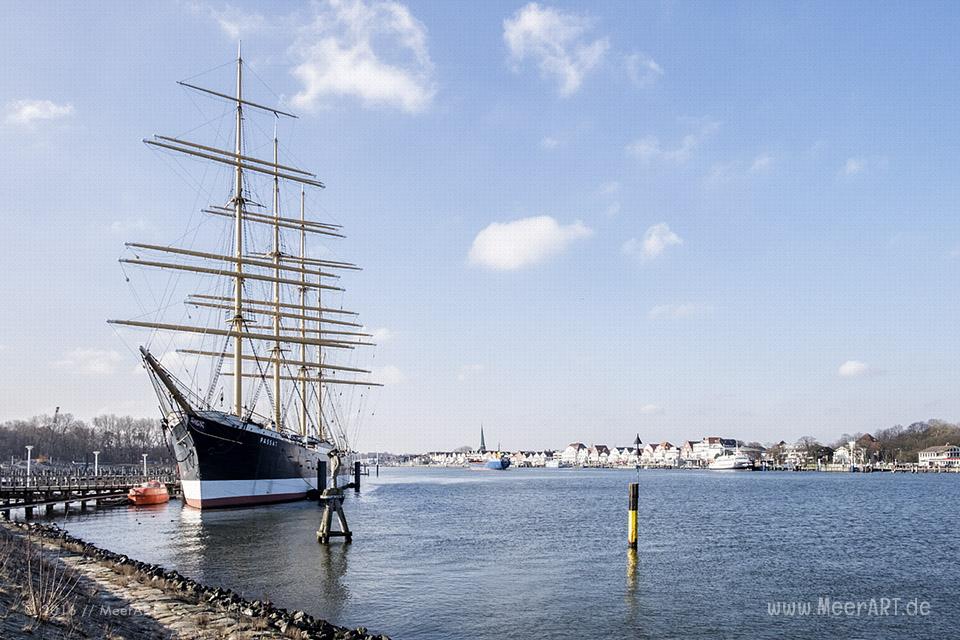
[417,435,960,471]
[561,443,587,466]
[422,436,760,468]
[831,433,881,466]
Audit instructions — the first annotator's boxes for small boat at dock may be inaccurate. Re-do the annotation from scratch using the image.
[128,480,171,506]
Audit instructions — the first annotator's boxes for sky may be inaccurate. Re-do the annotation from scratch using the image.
[2,1,960,453]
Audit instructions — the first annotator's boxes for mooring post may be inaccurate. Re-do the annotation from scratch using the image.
[628,482,639,549]
[316,488,352,544]
[318,460,327,498]
[353,461,361,493]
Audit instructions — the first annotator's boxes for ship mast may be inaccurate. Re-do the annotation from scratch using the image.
[299,187,309,437]
[108,47,383,432]
[317,256,324,441]
[271,127,282,430]
[232,42,245,417]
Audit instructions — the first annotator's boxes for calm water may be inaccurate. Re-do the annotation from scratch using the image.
[55,468,958,639]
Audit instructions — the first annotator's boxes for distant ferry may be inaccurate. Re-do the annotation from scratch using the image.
[708,450,754,470]
[484,455,511,470]
[474,426,510,469]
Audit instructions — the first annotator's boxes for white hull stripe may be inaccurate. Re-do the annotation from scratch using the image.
[181,477,318,502]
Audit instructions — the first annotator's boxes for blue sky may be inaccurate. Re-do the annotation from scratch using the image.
[2,1,959,452]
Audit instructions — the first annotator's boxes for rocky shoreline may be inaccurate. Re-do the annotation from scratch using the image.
[0,520,389,639]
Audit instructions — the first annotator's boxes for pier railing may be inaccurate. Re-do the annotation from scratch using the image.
[0,472,182,521]
[0,472,180,491]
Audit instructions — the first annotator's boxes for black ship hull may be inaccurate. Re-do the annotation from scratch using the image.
[165,411,330,509]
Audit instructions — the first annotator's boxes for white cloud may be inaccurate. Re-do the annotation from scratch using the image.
[373,365,404,385]
[704,154,774,186]
[598,180,620,195]
[468,215,593,270]
[109,218,156,236]
[540,136,560,149]
[598,181,620,216]
[370,327,393,342]
[838,360,879,378]
[503,3,609,96]
[626,119,719,165]
[625,52,663,87]
[842,157,866,175]
[53,349,123,376]
[647,303,714,320]
[190,1,266,39]
[161,351,196,373]
[622,223,682,261]
[290,0,436,113]
[131,350,195,376]
[457,364,484,382]
[639,403,663,415]
[703,161,737,187]
[749,153,773,173]
[625,136,661,162]
[4,99,74,126]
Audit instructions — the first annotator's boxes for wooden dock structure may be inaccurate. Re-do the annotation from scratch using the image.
[0,474,180,520]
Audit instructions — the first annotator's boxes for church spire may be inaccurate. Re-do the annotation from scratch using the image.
[479,424,487,453]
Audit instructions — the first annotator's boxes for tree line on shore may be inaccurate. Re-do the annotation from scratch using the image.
[0,413,171,469]
[761,419,960,463]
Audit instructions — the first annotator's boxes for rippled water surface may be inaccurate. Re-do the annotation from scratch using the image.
[58,468,959,639]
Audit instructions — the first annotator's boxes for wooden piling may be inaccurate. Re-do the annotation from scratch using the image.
[353,461,361,493]
[316,488,352,544]
[318,460,327,497]
[627,482,639,549]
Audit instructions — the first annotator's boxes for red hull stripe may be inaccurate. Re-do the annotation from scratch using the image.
[184,490,307,509]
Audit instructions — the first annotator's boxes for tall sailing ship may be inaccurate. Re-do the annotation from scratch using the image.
[108,48,379,508]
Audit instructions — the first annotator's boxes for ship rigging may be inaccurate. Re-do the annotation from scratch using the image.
[108,46,380,507]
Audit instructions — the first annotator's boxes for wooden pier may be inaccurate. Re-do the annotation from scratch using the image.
[0,474,180,520]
